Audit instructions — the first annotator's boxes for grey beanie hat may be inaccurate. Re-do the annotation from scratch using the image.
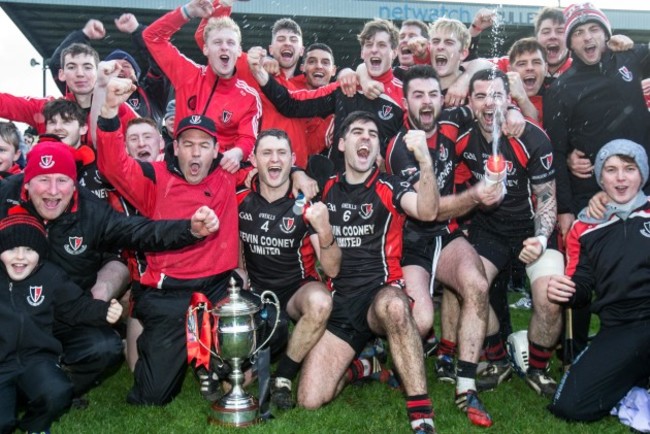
[164,99,176,121]
[594,139,649,188]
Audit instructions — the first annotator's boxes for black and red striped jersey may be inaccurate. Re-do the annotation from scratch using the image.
[386,107,473,237]
[456,120,555,235]
[322,168,414,293]
[237,185,319,293]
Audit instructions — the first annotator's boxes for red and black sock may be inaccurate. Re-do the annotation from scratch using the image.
[528,340,553,371]
[483,333,507,362]
[345,358,371,383]
[437,338,457,358]
[406,394,434,430]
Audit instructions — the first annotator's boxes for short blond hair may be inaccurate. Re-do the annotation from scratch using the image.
[358,19,399,49]
[204,16,242,45]
[428,18,471,51]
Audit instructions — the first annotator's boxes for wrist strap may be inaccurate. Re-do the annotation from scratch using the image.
[320,236,337,250]
[181,4,191,20]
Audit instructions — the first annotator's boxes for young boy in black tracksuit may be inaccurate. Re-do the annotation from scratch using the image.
[0,214,122,434]
[547,140,650,421]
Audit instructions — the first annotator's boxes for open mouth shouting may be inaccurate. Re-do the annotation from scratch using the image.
[280,49,294,61]
[219,54,231,68]
[522,74,539,92]
[42,197,63,211]
[368,57,383,72]
[356,144,371,163]
[189,161,202,177]
[267,165,283,181]
[545,43,560,60]
[482,109,495,127]
[583,43,598,57]
[614,184,630,196]
[434,55,448,68]
[417,107,436,131]
[136,150,152,160]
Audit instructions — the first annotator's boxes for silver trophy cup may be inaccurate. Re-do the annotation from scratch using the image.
[208,277,280,427]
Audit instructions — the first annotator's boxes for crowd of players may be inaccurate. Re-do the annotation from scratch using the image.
[1,0,650,433]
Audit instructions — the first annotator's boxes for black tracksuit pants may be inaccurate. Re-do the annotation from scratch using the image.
[549,319,650,421]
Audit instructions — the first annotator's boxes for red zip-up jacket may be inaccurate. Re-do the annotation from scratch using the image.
[96,116,239,288]
[0,92,137,147]
[192,7,332,167]
[143,7,261,160]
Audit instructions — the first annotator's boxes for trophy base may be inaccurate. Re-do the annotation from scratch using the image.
[209,394,260,427]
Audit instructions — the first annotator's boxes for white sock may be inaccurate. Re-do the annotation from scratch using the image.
[456,377,476,395]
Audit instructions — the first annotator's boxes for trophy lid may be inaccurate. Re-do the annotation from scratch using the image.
[213,277,260,317]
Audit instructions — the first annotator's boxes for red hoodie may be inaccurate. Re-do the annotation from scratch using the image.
[143,7,261,160]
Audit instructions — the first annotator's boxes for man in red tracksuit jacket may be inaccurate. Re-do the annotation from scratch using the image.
[143,0,261,174]
[95,71,241,406]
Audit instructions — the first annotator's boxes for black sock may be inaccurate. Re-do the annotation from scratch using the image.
[456,360,478,379]
[274,354,301,380]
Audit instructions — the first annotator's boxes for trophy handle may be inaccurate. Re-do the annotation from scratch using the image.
[187,303,225,367]
[250,290,281,358]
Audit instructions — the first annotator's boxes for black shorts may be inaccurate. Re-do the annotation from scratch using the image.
[402,229,465,270]
[252,276,319,312]
[468,225,559,272]
[327,281,404,355]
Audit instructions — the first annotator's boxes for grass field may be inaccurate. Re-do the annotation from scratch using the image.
[52,295,629,434]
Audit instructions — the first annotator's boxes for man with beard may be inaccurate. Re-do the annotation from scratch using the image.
[545,2,650,238]
[456,69,564,398]
[299,110,438,433]
[143,0,261,174]
[386,65,504,428]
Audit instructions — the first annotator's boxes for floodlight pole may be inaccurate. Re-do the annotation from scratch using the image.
[29,57,49,97]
